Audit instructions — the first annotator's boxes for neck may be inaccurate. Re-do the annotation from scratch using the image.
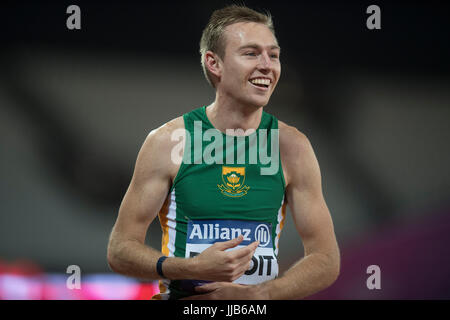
[206,94,263,134]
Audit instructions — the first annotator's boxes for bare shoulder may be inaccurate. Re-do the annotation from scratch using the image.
[279,120,313,161]
[278,120,317,187]
[145,116,185,147]
[134,116,185,182]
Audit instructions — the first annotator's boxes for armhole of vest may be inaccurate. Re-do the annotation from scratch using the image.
[169,113,190,194]
[275,117,287,191]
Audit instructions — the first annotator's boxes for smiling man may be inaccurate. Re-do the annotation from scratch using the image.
[107,5,340,300]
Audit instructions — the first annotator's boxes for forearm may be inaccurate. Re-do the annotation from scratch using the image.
[256,252,340,300]
[107,238,196,280]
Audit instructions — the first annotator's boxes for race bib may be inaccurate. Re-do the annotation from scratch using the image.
[185,219,278,285]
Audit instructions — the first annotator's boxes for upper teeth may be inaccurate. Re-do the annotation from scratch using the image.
[250,78,270,85]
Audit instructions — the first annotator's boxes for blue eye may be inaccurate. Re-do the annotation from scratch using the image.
[246,52,256,56]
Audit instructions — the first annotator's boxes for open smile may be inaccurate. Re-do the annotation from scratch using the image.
[248,78,271,91]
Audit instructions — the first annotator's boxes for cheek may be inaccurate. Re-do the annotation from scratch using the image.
[274,63,281,79]
[224,64,243,83]
[231,60,252,79]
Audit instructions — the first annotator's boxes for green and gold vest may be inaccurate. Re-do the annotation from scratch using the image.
[153,106,287,300]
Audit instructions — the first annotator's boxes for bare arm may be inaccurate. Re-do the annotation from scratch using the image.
[186,124,340,299]
[107,120,187,280]
[107,118,257,281]
[257,125,340,299]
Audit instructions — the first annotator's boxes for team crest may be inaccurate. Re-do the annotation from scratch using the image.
[218,166,250,198]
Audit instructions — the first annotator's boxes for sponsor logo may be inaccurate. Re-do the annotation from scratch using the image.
[185,220,277,285]
[254,224,271,247]
[186,220,272,247]
[189,223,251,241]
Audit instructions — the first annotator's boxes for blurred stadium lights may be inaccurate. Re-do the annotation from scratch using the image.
[0,260,159,300]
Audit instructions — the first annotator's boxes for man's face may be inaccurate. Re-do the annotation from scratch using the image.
[217,22,281,108]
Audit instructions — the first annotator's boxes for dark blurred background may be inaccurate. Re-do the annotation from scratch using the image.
[1,0,449,299]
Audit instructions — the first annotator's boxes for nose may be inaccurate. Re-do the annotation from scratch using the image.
[258,51,272,71]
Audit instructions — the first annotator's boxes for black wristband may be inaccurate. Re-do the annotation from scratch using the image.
[156,256,168,278]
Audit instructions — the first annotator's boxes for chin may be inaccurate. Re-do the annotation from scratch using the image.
[251,98,270,108]
[242,101,267,109]
[243,96,268,107]
[237,93,271,109]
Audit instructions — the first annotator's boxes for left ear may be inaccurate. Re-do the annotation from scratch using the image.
[204,51,222,83]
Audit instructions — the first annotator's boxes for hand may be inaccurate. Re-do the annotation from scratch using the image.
[190,235,259,282]
[181,282,267,300]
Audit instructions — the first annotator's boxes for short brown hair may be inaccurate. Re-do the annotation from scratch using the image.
[199,4,276,88]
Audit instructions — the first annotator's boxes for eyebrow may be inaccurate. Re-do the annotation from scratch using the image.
[238,43,281,52]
